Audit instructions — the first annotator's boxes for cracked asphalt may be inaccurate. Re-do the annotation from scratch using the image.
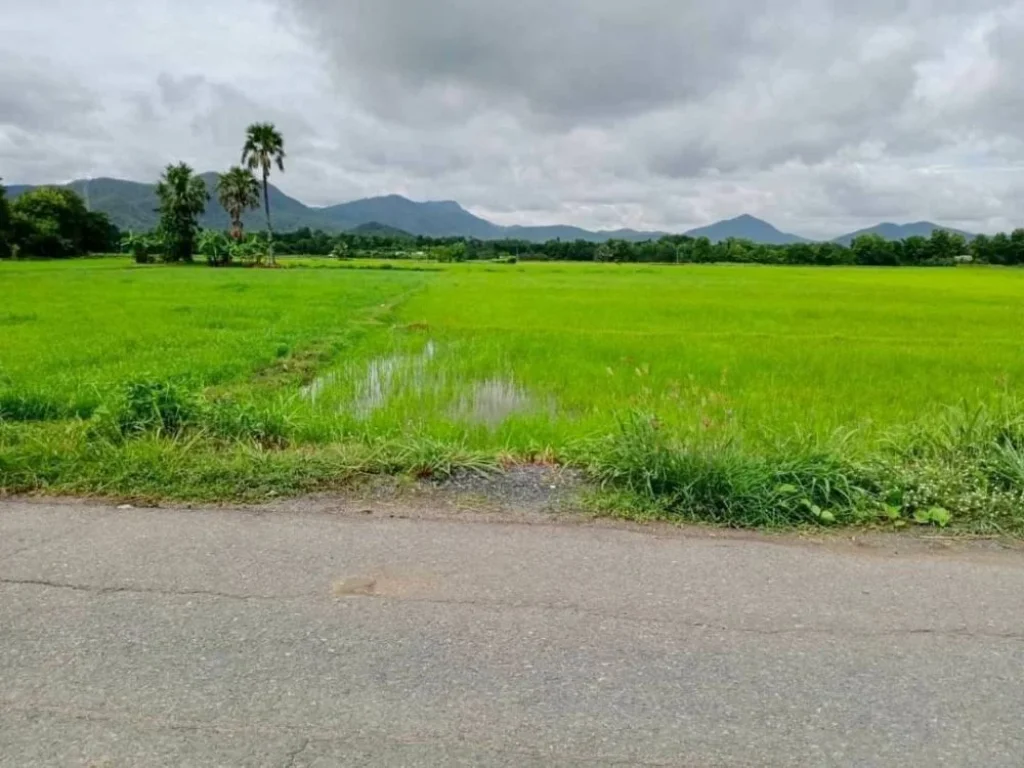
[3,499,1024,766]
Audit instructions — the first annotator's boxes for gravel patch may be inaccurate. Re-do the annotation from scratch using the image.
[422,464,587,514]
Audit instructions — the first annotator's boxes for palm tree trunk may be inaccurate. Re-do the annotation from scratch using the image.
[262,170,274,265]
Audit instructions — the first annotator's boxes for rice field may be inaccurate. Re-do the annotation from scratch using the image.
[295,262,1024,448]
[4,257,1024,531]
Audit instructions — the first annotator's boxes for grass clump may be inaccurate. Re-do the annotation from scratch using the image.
[0,391,97,422]
[110,379,201,437]
[580,411,874,528]
[88,378,297,449]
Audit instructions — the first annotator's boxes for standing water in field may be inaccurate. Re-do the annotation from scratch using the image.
[454,377,552,427]
[354,340,437,417]
[301,339,552,427]
[300,371,338,404]
[301,339,442,415]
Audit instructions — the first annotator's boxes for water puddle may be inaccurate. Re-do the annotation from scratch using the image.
[303,340,555,426]
[454,377,553,427]
[301,372,338,403]
[354,340,436,417]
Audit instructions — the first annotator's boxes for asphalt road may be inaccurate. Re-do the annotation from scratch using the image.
[2,499,1024,767]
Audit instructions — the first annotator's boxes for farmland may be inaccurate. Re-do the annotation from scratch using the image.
[3,257,1024,532]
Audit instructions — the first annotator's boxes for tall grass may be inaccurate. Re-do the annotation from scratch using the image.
[579,401,1024,533]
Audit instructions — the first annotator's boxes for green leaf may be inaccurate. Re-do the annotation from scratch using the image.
[819,510,836,523]
[775,484,799,496]
[883,505,902,520]
[912,507,953,527]
[928,507,952,528]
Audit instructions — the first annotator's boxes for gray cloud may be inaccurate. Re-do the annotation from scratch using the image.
[0,58,100,134]
[1,0,1023,236]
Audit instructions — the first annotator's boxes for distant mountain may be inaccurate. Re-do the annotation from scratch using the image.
[5,176,669,242]
[504,225,668,243]
[832,222,976,246]
[6,175,977,246]
[349,221,414,238]
[319,194,501,238]
[683,214,809,245]
[6,174,324,233]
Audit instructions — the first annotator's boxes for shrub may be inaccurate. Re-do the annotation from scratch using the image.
[197,230,233,267]
[111,379,200,438]
[122,232,160,264]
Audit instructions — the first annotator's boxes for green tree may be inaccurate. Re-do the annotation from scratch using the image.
[1009,229,1024,266]
[692,237,714,263]
[970,233,992,263]
[899,235,929,265]
[926,229,966,264]
[851,234,898,266]
[155,163,209,263]
[8,186,116,257]
[989,232,1012,265]
[0,178,11,258]
[216,166,261,241]
[241,122,286,265]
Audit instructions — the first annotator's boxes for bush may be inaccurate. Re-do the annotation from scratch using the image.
[10,187,119,258]
[110,379,200,438]
[197,230,233,267]
[122,232,161,264]
[230,233,268,266]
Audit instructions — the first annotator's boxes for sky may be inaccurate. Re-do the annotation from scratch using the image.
[2,0,1023,239]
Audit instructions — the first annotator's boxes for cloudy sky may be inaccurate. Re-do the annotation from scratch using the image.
[2,0,1023,237]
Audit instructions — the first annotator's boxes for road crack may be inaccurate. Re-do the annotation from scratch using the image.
[0,577,306,602]
[4,577,1023,641]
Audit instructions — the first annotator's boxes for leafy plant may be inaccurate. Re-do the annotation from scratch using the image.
[122,231,160,264]
[110,379,200,438]
[197,230,233,267]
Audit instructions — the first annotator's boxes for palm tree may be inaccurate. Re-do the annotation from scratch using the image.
[216,166,261,241]
[154,163,209,262]
[241,123,285,265]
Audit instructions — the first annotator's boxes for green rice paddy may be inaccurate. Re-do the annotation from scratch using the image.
[4,257,1024,531]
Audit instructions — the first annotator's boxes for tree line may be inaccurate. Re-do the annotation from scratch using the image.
[268,226,1024,267]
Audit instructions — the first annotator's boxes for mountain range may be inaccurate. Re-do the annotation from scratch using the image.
[830,221,976,247]
[6,175,975,245]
